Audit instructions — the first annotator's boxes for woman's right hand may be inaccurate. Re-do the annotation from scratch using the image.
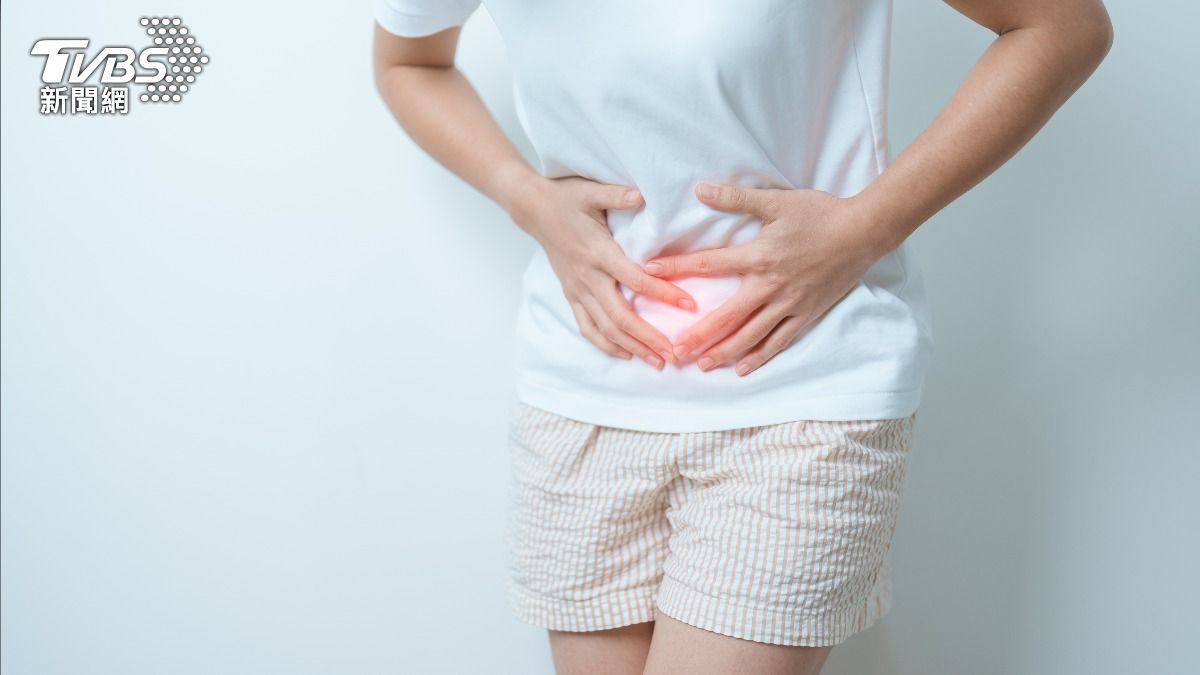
[506,174,695,370]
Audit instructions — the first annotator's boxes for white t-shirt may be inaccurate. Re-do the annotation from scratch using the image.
[377,0,935,432]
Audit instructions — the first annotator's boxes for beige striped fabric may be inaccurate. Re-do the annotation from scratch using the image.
[504,400,918,647]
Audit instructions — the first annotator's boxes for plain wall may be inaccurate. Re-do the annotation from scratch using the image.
[2,2,1196,673]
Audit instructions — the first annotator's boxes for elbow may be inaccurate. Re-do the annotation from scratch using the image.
[1085,16,1114,66]
[1078,5,1115,68]
[371,60,390,101]
[372,55,406,105]
[1049,7,1114,82]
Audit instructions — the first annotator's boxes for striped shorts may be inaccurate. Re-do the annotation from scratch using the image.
[504,401,918,647]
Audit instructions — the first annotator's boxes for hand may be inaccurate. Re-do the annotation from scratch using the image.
[507,174,696,369]
[645,181,893,376]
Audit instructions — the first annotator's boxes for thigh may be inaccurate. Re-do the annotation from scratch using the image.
[644,611,833,675]
[656,415,917,648]
[505,401,676,634]
[548,622,656,675]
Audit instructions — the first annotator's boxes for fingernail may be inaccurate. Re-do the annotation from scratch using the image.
[659,350,673,366]
[677,297,695,311]
[735,362,752,376]
[673,345,691,362]
[697,183,718,199]
[698,356,715,371]
[618,350,633,360]
[625,188,641,204]
[645,354,664,369]
[645,261,663,275]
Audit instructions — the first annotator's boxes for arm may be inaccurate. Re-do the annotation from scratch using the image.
[646,0,1114,375]
[853,0,1115,257]
[372,22,694,369]
[372,22,532,222]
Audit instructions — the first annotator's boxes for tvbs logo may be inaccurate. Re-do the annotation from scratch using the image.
[31,17,209,115]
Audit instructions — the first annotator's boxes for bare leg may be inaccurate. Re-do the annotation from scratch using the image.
[642,611,834,675]
[547,622,656,675]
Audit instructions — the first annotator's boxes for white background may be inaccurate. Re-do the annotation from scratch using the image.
[2,2,1197,673]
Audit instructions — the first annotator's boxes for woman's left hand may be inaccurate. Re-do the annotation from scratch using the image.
[644,181,894,376]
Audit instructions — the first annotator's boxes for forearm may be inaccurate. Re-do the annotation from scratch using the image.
[851,5,1114,256]
[374,57,538,225]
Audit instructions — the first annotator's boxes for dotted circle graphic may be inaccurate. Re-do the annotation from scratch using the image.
[139,17,209,105]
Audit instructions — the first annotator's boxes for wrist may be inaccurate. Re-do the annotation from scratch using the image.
[493,160,545,231]
[845,190,910,260]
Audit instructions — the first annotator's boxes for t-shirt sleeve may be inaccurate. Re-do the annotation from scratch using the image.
[375,0,483,37]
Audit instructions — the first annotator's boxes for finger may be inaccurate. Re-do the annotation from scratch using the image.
[643,245,756,278]
[591,285,676,366]
[672,287,769,364]
[608,259,697,311]
[588,183,644,211]
[581,295,666,370]
[694,182,780,219]
[735,314,810,376]
[693,304,789,372]
[570,301,632,359]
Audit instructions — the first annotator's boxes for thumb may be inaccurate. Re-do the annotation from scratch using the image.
[695,182,776,218]
[591,183,644,210]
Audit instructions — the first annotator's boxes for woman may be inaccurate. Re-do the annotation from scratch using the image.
[372,1,1112,673]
